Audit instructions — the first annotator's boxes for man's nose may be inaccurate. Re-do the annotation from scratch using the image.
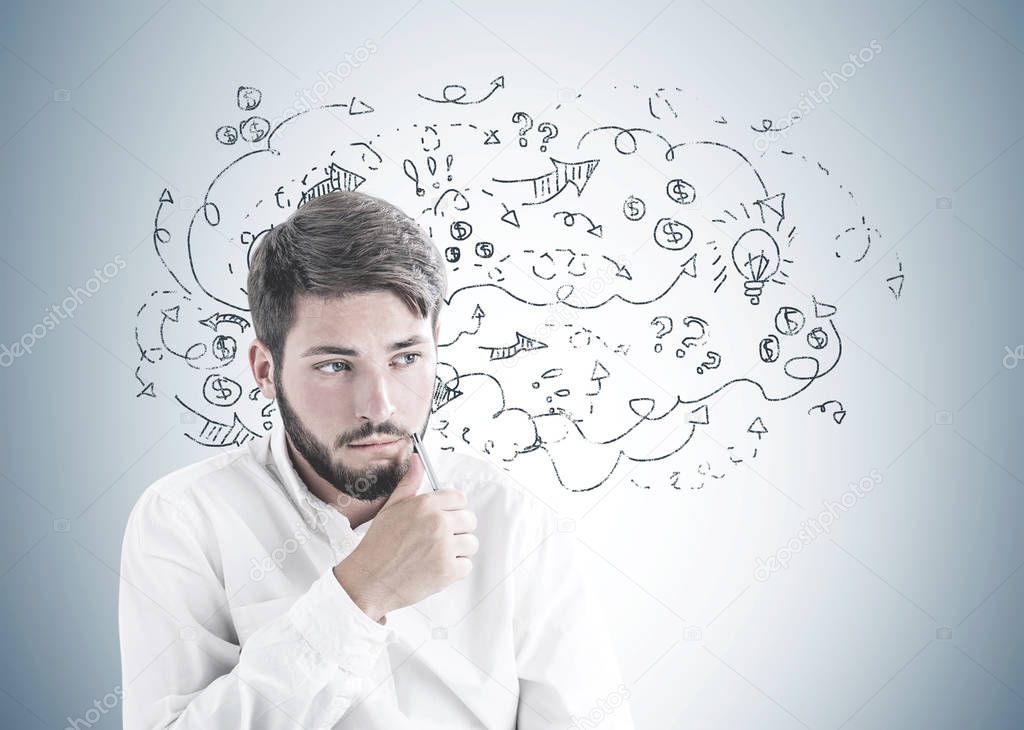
[355,365,396,423]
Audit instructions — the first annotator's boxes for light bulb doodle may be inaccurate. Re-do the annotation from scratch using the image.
[731,228,780,305]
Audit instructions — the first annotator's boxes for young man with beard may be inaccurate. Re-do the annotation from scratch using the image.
[118,190,633,728]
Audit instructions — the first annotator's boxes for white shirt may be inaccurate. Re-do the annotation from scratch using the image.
[118,408,634,729]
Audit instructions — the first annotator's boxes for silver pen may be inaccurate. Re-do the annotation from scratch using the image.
[409,432,440,491]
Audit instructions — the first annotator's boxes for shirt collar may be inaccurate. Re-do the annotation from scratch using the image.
[263,405,433,536]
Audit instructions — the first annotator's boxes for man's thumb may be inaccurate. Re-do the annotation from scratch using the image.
[383,452,425,507]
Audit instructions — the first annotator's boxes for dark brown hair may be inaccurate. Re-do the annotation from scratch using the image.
[246,190,447,366]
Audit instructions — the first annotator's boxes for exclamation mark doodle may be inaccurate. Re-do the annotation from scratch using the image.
[445,154,453,182]
[427,156,439,188]
[403,159,424,196]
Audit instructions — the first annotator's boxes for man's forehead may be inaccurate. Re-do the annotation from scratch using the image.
[294,291,423,322]
[294,291,400,317]
[287,292,433,352]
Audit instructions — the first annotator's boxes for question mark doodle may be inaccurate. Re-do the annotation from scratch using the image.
[697,351,721,375]
[651,316,673,353]
[537,121,558,152]
[513,112,534,148]
[676,316,707,358]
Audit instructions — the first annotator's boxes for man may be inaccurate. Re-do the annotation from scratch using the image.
[119,190,634,728]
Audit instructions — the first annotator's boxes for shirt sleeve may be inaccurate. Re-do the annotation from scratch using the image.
[118,487,395,730]
[512,502,636,729]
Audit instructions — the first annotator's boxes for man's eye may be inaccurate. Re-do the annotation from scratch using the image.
[316,361,350,374]
[396,353,421,367]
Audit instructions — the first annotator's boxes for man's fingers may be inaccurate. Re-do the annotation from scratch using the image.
[432,487,467,510]
[451,532,479,558]
[445,508,477,534]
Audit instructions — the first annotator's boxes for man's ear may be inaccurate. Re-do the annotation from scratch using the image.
[248,339,277,399]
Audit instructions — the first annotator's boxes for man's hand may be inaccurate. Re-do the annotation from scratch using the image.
[333,453,478,621]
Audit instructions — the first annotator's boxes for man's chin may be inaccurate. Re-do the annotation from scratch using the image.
[329,452,410,501]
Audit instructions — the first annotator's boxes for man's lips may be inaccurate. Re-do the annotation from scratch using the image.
[348,437,403,450]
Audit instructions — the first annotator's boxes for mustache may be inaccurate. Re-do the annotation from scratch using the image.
[336,422,408,448]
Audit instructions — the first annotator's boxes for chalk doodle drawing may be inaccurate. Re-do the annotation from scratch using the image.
[133,81,902,492]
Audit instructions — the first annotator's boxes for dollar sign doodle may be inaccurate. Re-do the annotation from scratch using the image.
[806,327,829,350]
[759,335,780,363]
[654,217,693,250]
[450,220,472,241]
[211,378,233,401]
[203,374,242,406]
[623,195,646,221]
[666,178,696,205]
[212,335,237,361]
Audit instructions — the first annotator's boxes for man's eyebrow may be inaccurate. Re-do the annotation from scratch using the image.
[300,335,430,358]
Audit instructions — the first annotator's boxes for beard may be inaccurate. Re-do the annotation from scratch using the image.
[273,370,425,503]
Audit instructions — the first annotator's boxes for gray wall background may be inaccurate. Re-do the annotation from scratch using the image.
[0,1,1022,728]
